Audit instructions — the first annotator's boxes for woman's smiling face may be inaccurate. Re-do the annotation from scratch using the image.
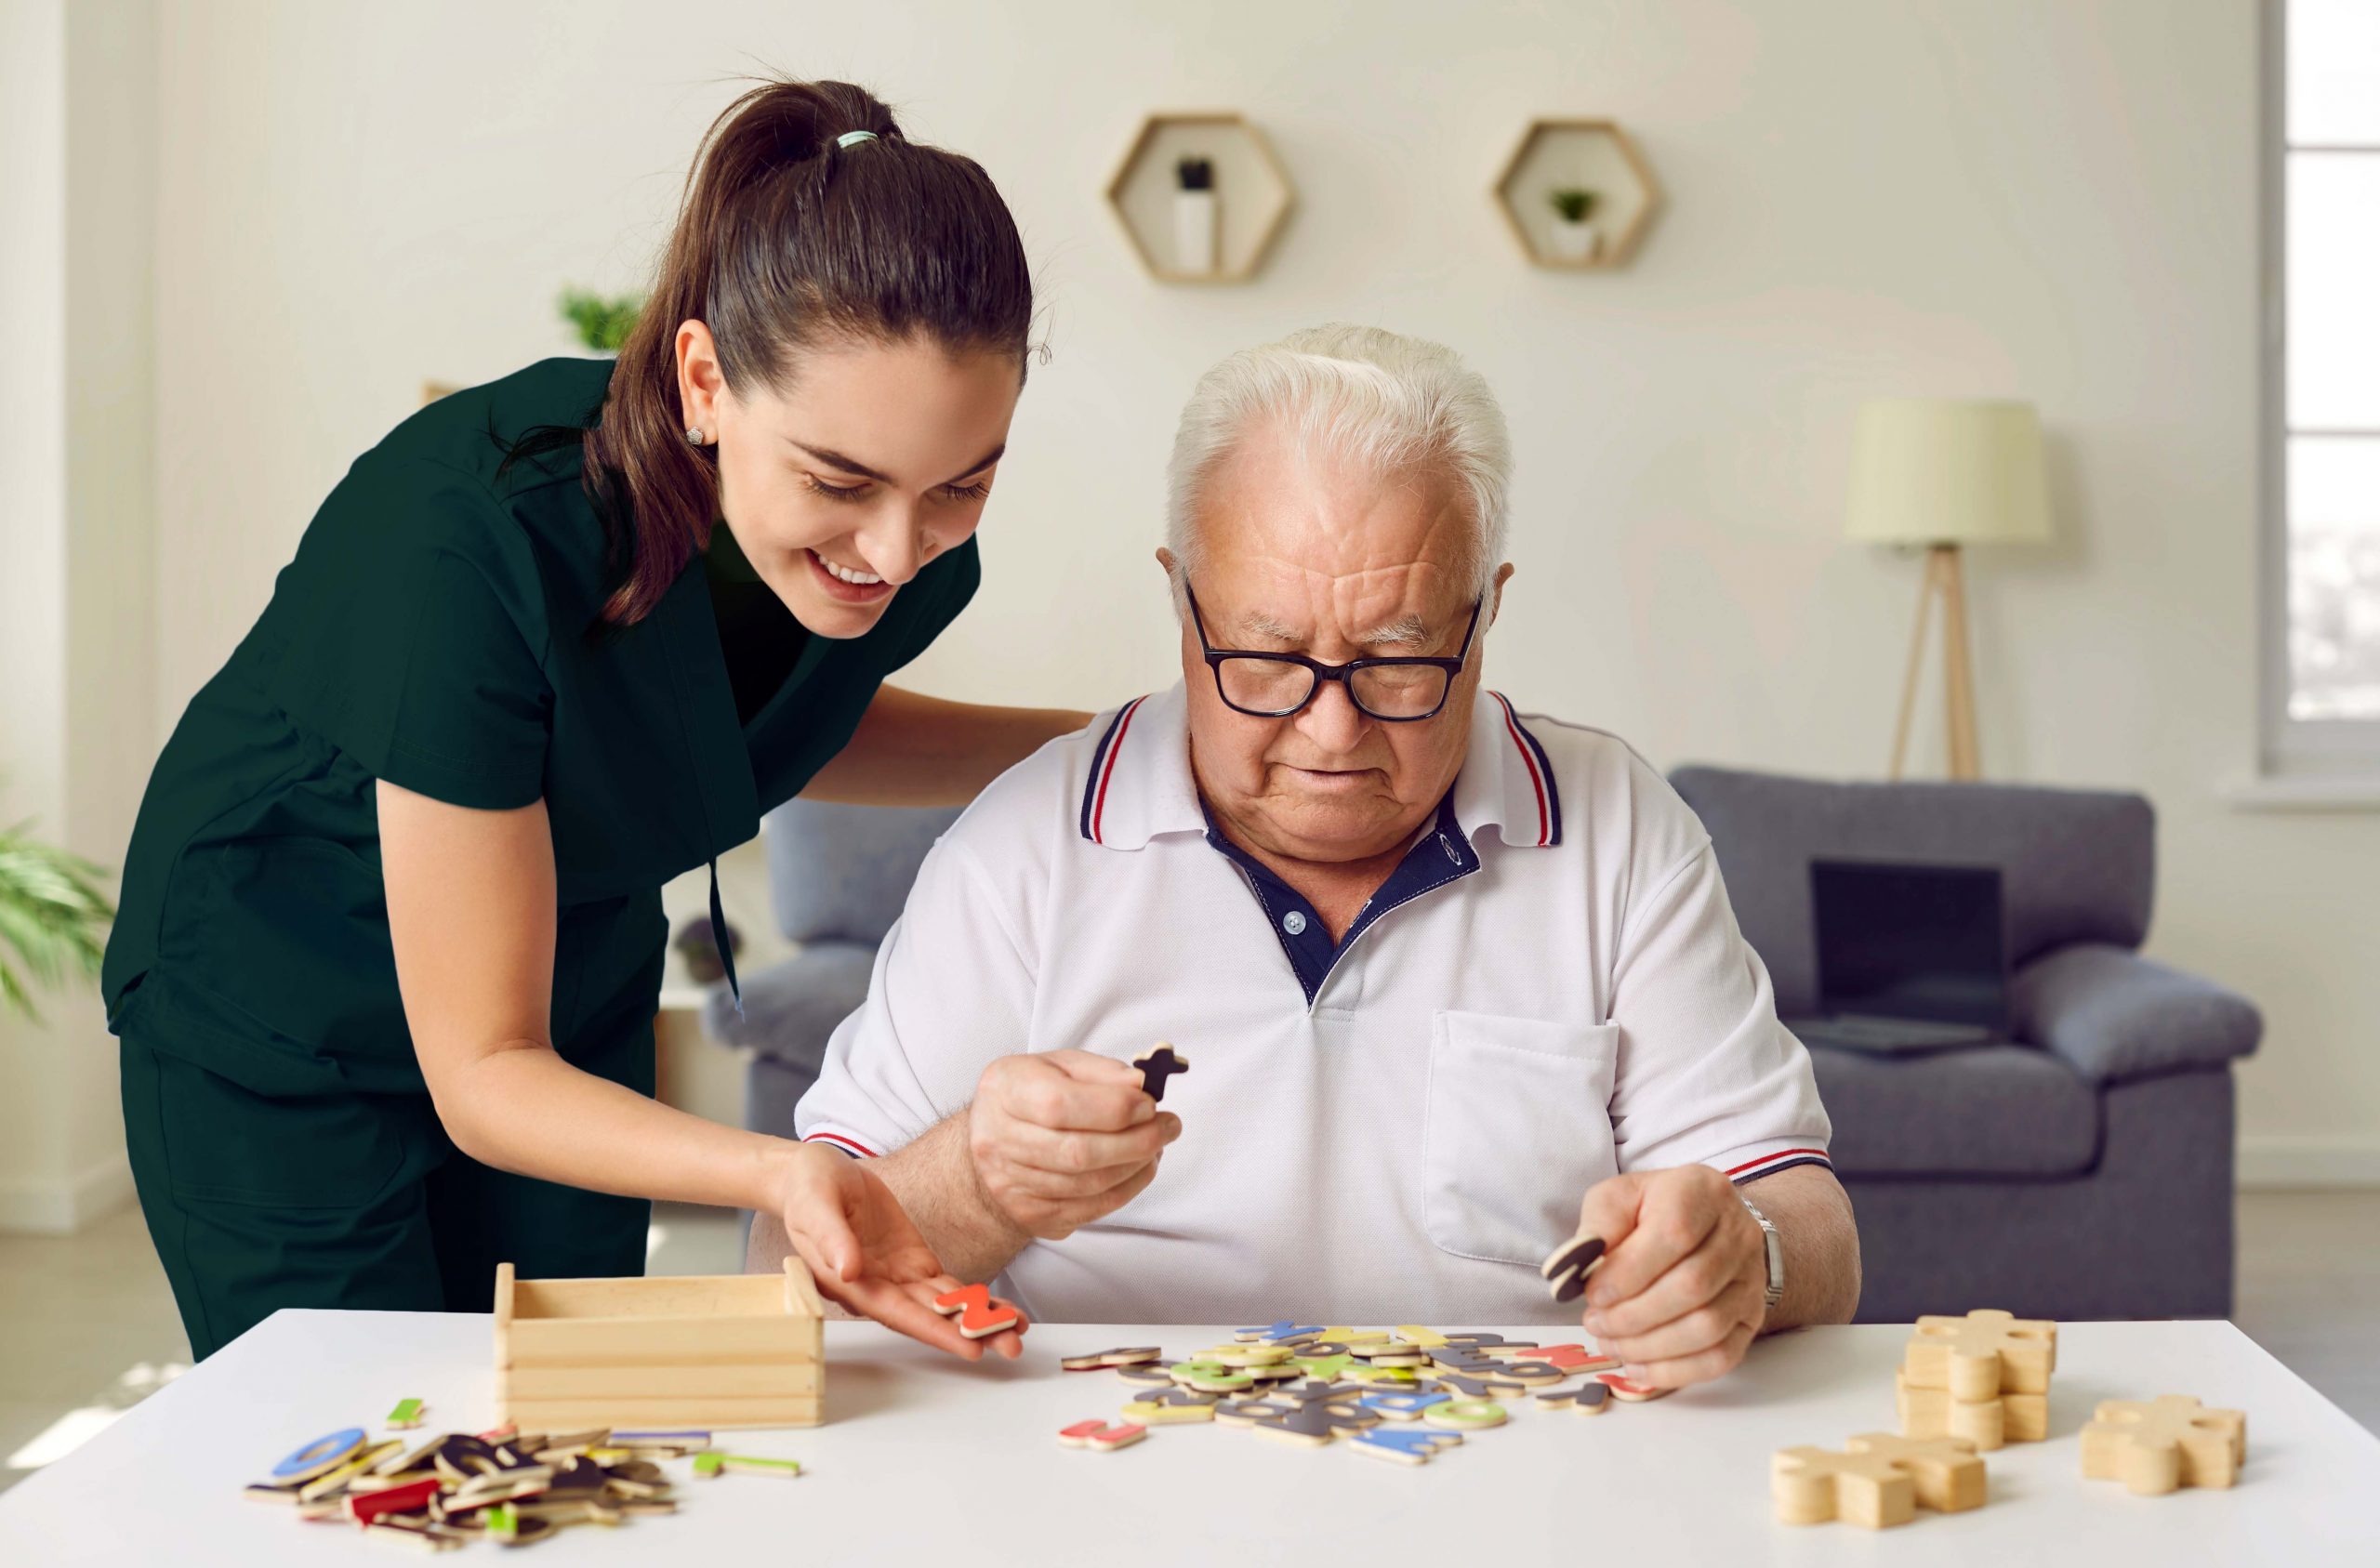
[677,322,1023,639]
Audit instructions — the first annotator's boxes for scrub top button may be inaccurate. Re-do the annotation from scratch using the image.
[1282,911,1308,936]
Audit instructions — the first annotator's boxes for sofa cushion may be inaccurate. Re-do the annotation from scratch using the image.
[1806,1040,2101,1177]
[2012,943,2263,1085]
[1670,766,2155,1017]
[762,800,964,945]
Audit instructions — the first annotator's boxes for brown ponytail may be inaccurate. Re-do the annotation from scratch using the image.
[578,79,1036,626]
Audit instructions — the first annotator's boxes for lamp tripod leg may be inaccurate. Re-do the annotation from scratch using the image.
[1938,544,1980,779]
[1888,549,1938,781]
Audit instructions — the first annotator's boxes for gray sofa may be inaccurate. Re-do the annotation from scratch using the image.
[701,799,963,1141]
[719,774,2263,1325]
[1670,767,2263,1323]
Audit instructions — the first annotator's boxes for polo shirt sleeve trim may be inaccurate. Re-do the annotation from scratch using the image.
[1713,1142,1835,1185]
[802,1130,879,1160]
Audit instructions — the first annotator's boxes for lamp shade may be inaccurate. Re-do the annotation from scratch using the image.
[1844,398,2053,546]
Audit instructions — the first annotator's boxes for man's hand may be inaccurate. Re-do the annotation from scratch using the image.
[1572,1165,1768,1390]
[967,1050,1180,1240]
[770,1141,1028,1362]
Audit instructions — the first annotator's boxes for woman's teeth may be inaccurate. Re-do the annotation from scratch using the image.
[817,553,884,586]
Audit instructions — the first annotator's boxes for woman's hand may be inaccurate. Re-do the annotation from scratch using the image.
[771,1141,1028,1361]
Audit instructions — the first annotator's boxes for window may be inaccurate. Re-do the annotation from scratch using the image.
[2269,0,2380,764]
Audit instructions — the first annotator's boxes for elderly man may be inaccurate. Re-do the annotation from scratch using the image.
[760,324,1858,1389]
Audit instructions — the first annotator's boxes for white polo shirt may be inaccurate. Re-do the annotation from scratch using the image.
[796,683,1831,1326]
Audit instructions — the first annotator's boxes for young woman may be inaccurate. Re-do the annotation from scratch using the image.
[103,80,1081,1361]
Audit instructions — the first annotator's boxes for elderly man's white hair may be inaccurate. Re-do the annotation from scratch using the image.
[1164,323,1514,605]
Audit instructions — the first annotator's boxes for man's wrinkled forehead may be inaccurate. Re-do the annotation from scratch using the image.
[1223,596,1435,652]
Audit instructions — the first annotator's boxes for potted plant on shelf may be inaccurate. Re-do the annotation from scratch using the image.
[1173,156,1218,276]
[0,813,112,1023]
[559,288,643,354]
[1547,187,1600,263]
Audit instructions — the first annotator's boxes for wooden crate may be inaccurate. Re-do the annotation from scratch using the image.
[494,1258,825,1430]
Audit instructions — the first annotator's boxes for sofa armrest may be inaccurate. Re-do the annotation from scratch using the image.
[2010,942,2262,1085]
[698,942,879,1071]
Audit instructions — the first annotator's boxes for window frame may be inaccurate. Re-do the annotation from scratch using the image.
[2261,0,2380,777]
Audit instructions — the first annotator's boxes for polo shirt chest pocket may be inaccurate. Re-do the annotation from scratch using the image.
[1422,1010,1620,1268]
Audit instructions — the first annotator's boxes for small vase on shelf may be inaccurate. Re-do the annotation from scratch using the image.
[1173,156,1218,275]
[1546,187,1601,265]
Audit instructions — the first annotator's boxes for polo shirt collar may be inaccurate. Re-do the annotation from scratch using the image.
[1078,683,1563,852]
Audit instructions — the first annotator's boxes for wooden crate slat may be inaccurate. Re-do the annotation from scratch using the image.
[500,1362,823,1400]
[505,1315,813,1366]
[509,1272,788,1321]
[500,1394,822,1431]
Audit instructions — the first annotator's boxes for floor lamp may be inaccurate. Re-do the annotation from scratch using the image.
[1845,399,2052,781]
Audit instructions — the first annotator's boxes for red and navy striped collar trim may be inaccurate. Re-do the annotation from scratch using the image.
[1483,691,1563,849]
[1078,686,1564,851]
[1080,694,1157,847]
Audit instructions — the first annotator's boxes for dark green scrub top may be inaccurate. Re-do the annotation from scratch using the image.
[101,356,978,1097]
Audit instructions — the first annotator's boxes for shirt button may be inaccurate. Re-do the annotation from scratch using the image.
[1282,911,1309,937]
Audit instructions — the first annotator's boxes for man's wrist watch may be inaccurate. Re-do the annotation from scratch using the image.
[1739,1192,1786,1311]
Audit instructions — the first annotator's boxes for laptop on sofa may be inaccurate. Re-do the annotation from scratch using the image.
[1784,859,2007,1054]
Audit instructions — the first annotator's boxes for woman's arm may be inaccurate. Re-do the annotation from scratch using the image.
[376,779,1023,1357]
[800,685,1090,807]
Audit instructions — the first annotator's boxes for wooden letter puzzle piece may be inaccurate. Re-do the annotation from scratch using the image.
[1844,1432,1987,1513]
[1903,1309,2057,1400]
[931,1283,1022,1339]
[1057,1419,1147,1452]
[1132,1045,1189,1102]
[1540,1232,1606,1304]
[1772,1446,1918,1529]
[2080,1395,2247,1496]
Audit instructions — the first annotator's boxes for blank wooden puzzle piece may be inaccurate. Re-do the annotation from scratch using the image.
[1904,1310,2057,1399]
[931,1283,1022,1339]
[2081,1396,2247,1496]
[1772,1446,1918,1529]
[1895,1369,2005,1451]
[1844,1432,1987,1513]
[1132,1045,1189,1102]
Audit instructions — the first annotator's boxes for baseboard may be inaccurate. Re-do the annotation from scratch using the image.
[0,1154,135,1233]
[2237,1136,2380,1190]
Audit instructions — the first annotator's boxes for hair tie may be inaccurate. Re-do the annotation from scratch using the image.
[836,130,879,149]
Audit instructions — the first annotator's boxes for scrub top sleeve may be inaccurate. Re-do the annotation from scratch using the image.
[264,454,553,810]
[1603,843,1834,1180]
[795,834,1036,1159]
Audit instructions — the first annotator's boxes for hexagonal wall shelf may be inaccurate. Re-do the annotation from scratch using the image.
[1492,119,1662,270]
[1105,112,1294,283]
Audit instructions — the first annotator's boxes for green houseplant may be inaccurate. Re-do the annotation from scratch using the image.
[1546,187,1601,263]
[558,288,644,354]
[0,817,113,1022]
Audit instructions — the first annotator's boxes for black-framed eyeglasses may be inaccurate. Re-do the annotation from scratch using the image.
[1187,584,1483,722]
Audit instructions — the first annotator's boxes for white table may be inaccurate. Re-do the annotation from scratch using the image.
[3,1313,2373,1564]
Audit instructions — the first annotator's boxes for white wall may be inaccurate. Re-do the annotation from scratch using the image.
[139,0,2378,1179]
[0,0,158,1231]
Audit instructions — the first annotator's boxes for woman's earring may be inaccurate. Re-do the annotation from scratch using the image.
[684,427,707,445]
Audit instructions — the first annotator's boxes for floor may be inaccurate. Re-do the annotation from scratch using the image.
[0,1192,2372,1495]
